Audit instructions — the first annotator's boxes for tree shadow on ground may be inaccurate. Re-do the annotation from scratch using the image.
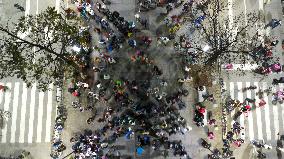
[156,13,167,23]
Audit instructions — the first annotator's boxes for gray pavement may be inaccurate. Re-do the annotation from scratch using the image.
[220,0,284,158]
[0,0,283,159]
[0,0,61,158]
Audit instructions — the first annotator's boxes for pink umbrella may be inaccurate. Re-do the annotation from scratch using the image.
[101,156,108,159]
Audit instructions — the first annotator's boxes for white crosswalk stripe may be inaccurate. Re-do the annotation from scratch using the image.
[272,95,280,140]
[10,82,20,143]
[254,82,263,140]
[27,83,36,143]
[1,82,12,143]
[45,84,53,142]
[281,84,284,136]
[237,82,245,138]
[225,81,284,142]
[0,81,55,143]
[25,0,31,16]
[263,82,272,141]
[245,82,254,140]
[229,82,235,118]
[19,83,28,143]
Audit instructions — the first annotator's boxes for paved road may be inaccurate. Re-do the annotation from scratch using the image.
[222,76,284,158]
[0,0,66,158]
[0,79,56,144]
[222,0,284,158]
[0,0,282,158]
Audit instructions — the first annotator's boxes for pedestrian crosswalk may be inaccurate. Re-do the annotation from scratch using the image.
[224,81,284,141]
[0,81,55,143]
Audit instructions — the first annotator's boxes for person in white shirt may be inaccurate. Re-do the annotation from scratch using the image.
[135,13,140,22]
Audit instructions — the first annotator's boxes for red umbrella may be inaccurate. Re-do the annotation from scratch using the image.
[245,105,251,110]
[199,108,206,114]
[101,156,108,159]
[72,91,80,97]
[0,85,4,90]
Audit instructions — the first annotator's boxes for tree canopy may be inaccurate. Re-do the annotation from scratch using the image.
[0,7,89,91]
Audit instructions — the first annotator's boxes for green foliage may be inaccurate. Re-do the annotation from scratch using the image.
[0,7,87,91]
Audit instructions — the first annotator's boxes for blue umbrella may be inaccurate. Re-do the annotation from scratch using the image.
[128,39,136,47]
[194,15,206,27]
[125,130,133,140]
[136,147,144,155]
[107,44,113,52]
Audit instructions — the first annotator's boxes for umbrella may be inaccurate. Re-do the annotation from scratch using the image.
[107,44,113,52]
[112,11,120,18]
[101,156,108,159]
[199,108,206,114]
[125,130,133,139]
[136,147,144,155]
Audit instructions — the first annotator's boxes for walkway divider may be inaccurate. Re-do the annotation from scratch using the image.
[222,64,259,71]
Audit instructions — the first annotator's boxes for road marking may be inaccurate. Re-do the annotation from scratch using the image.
[279,84,284,136]
[45,84,53,142]
[243,0,247,24]
[272,89,280,140]
[228,0,233,28]
[27,83,36,143]
[229,82,234,96]
[237,82,245,138]
[263,82,271,140]
[36,0,39,14]
[25,0,30,16]
[36,91,45,142]
[229,82,235,117]
[246,82,254,140]
[222,64,259,71]
[228,0,234,41]
[254,82,263,140]
[259,0,263,11]
[1,82,12,143]
[0,82,4,106]
[204,110,207,126]
[10,82,20,143]
[56,0,60,12]
[19,83,28,143]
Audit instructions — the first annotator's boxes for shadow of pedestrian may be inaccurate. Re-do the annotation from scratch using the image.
[156,13,167,23]
[114,145,126,150]
[276,139,283,159]
[120,154,133,159]
[149,149,165,158]
[232,111,242,121]
[155,24,168,36]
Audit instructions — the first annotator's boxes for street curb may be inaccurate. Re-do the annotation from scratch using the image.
[50,76,66,158]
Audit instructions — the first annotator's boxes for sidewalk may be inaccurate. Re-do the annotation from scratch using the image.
[264,0,284,64]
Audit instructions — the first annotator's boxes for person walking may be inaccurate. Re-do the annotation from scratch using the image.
[135,13,141,22]
[208,131,215,139]
[0,85,9,92]
[258,98,266,107]
[265,19,281,29]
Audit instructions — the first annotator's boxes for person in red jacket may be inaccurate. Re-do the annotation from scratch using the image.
[258,98,266,107]
[0,85,8,92]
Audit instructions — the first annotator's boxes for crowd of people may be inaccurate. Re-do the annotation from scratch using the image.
[54,0,202,159]
[50,0,283,158]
